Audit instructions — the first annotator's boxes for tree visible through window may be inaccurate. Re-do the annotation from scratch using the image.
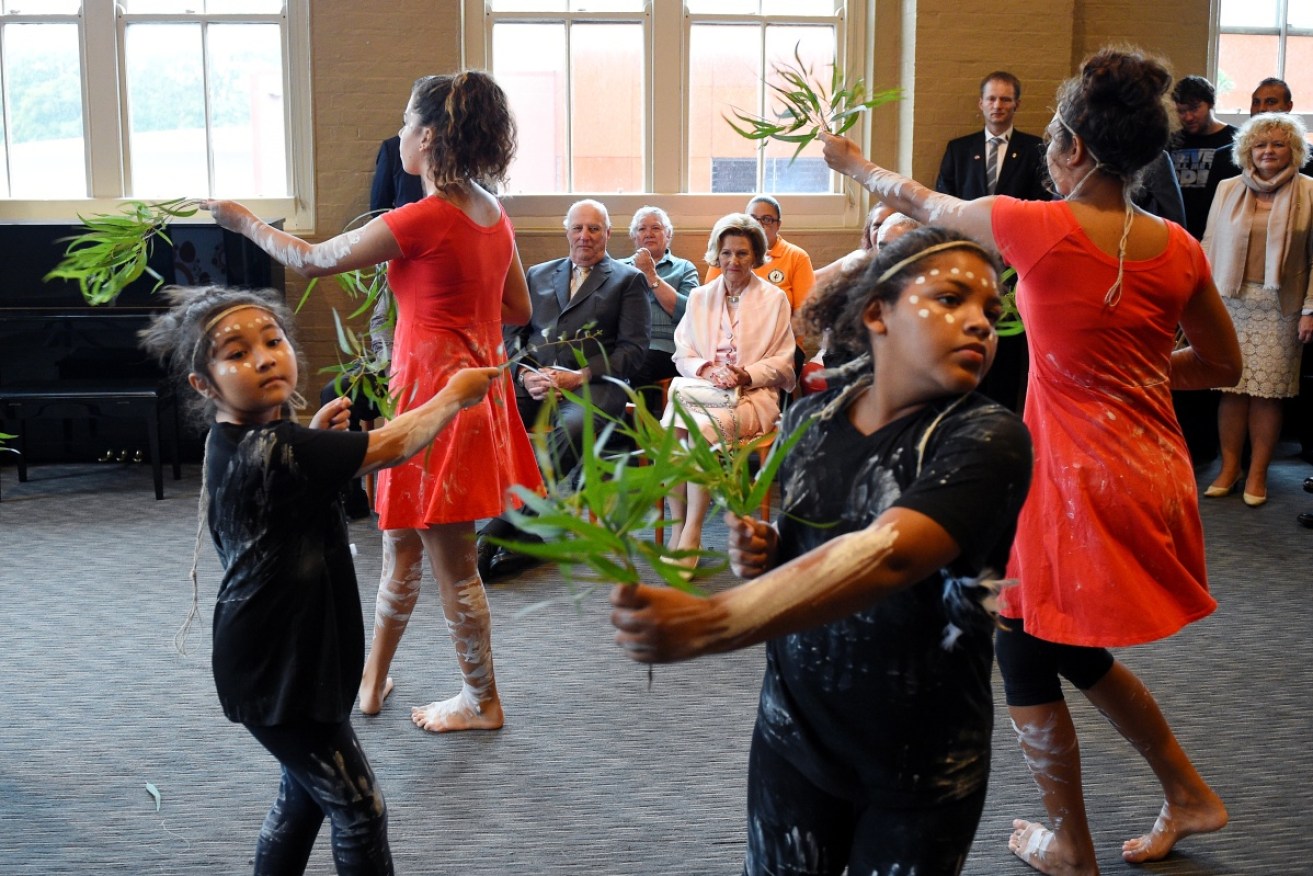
[0,0,306,222]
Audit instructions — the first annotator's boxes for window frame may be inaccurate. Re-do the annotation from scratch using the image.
[0,0,315,232]
[1211,0,1313,130]
[461,0,869,231]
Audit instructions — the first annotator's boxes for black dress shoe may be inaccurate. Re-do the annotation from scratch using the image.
[1299,511,1313,529]
[1304,477,1313,493]
[485,546,544,581]
[475,537,498,579]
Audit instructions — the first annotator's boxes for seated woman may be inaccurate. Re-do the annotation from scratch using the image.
[812,202,893,290]
[663,213,796,566]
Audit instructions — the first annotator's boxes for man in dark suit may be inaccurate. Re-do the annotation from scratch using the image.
[935,71,1049,202]
[477,198,652,579]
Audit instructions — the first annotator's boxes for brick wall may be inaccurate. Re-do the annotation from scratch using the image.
[295,0,1210,378]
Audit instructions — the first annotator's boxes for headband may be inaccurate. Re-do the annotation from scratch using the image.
[875,239,993,285]
[203,303,276,333]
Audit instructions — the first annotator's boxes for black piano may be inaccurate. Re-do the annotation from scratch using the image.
[0,221,284,499]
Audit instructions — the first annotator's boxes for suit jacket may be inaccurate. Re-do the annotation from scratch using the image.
[369,136,424,212]
[935,130,1049,201]
[509,255,652,413]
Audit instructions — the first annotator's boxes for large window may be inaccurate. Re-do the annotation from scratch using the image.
[464,0,866,228]
[1214,0,1313,115]
[0,0,313,229]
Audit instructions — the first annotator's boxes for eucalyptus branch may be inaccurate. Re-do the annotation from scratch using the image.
[995,267,1025,337]
[44,198,200,306]
[725,44,901,162]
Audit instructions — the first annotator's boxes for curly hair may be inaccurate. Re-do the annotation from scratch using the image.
[138,285,301,429]
[704,213,769,267]
[411,70,517,192]
[800,226,1000,366]
[1231,112,1309,175]
[1052,46,1174,183]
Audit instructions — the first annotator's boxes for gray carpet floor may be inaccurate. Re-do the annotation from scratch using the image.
[1,446,1311,875]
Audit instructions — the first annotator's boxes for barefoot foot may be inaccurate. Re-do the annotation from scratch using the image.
[358,676,394,716]
[1121,796,1228,863]
[411,687,504,733]
[1008,820,1094,876]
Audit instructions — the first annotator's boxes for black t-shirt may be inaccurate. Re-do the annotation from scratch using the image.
[757,390,1032,806]
[204,420,369,725]
[1170,125,1239,240]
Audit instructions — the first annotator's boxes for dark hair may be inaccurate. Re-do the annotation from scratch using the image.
[139,285,300,428]
[411,70,517,192]
[1052,46,1173,183]
[800,226,1000,363]
[746,194,782,220]
[1254,77,1292,104]
[1172,75,1215,107]
[981,71,1022,100]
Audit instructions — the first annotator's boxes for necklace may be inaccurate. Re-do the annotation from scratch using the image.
[726,294,740,304]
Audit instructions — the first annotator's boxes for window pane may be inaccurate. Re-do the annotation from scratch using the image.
[570,22,642,192]
[495,22,567,193]
[762,0,838,14]
[1282,36,1313,111]
[761,24,834,193]
[125,23,209,197]
[4,23,85,198]
[1219,0,1279,29]
[569,0,642,9]
[208,23,287,196]
[490,0,565,10]
[688,24,760,193]
[1215,33,1279,113]
[3,1,81,12]
[1290,0,1313,30]
[688,0,760,13]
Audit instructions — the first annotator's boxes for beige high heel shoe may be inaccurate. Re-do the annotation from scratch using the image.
[1203,476,1241,498]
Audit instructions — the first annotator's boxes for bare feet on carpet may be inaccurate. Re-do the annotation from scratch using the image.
[358,676,394,716]
[1121,795,1228,863]
[411,687,504,733]
[1008,820,1094,876]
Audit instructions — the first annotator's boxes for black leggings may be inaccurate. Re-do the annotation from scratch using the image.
[743,725,987,876]
[244,720,392,876]
[994,618,1115,707]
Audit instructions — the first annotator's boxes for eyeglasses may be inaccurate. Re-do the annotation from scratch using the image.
[751,215,780,226]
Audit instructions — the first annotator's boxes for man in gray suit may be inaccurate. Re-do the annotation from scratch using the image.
[478,198,651,579]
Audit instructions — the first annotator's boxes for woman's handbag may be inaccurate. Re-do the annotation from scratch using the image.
[669,375,739,410]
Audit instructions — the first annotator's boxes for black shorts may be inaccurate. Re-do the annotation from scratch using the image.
[995,617,1115,707]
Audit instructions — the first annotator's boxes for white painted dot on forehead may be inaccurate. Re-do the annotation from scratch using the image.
[914,276,926,285]
[965,271,976,279]
[929,268,941,276]
[950,267,961,275]
[908,294,920,303]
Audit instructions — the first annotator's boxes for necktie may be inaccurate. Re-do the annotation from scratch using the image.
[570,265,591,299]
[986,135,1004,195]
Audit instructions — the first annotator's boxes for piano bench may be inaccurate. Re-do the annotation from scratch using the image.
[0,383,181,500]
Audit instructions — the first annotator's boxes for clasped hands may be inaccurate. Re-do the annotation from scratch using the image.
[699,362,751,389]
[521,366,587,400]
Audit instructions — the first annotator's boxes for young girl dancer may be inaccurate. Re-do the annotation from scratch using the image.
[141,284,497,875]
[822,46,1240,875]
[204,70,541,733]
[611,227,1034,875]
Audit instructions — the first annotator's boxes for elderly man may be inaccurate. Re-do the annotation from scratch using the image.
[620,206,700,407]
[705,194,815,314]
[477,198,651,580]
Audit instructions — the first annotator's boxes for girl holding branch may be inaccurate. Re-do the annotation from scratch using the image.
[204,71,541,733]
[141,284,498,873]
[612,226,1033,875]
[822,47,1240,874]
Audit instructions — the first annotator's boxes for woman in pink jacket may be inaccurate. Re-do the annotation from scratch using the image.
[661,213,796,568]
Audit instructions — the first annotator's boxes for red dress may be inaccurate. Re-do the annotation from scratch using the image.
[994,198,1217,647]
[375,197,542,528]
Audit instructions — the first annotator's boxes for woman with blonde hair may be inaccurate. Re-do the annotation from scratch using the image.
[1202,111,1313,505]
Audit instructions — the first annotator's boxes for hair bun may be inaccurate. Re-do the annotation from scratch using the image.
[1081,48,1170,111]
